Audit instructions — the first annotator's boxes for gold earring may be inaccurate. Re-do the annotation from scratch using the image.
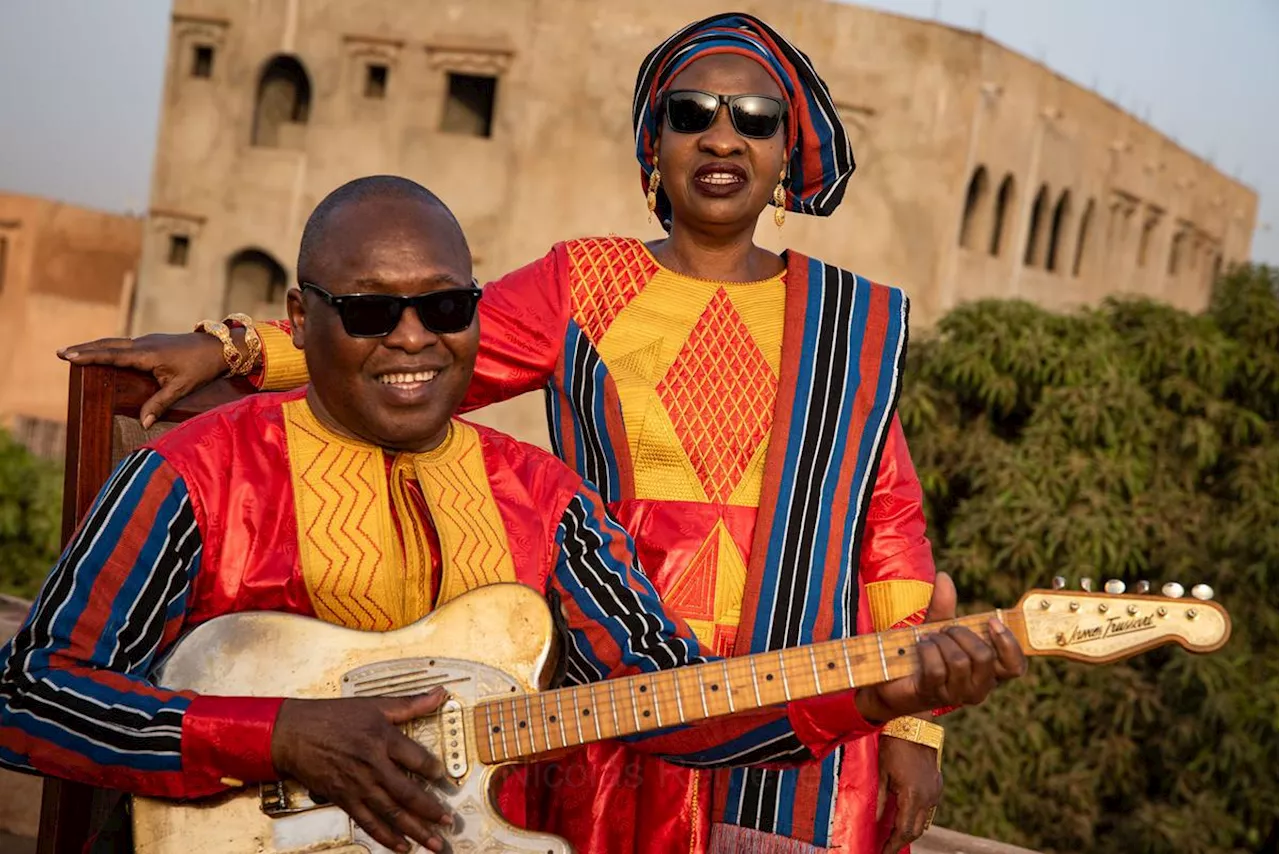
[773,172,787,229]
[647,168,662,222]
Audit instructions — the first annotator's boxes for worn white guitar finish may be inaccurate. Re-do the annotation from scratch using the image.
[132,581,1231,853]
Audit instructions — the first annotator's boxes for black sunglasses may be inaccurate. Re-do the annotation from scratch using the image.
[300,282,482,338]
[663,89,788,139]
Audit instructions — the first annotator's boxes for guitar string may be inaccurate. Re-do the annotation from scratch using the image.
[471,616,1013,760]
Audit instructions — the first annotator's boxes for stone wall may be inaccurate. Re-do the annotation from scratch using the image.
[0,194,140,456]
[128,0,1256,448]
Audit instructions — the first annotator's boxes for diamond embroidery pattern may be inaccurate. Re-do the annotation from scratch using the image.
[655,288,777,504]
[568,237,658,344]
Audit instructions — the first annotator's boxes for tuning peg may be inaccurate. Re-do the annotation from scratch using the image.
[1051,576,1066,590]
[1161,582,1185,599]
[1104,579,1126,594]
[1190,584,1214,601]
[1080,578,1093,592]
[1134,580,1151,595]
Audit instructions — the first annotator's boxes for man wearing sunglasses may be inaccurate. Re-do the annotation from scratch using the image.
[0,176,1023,853]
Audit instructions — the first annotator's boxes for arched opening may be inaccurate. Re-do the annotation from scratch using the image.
[1168,232,1184,275]
[1072,199,1094,277]
[1023,184,1049,267]
[958,166,990,249]
[1045,190,1072,272]
[225,248,288,316]
[989,174,1016,256]
[1137,217,1157,268]
[252,55,312,148]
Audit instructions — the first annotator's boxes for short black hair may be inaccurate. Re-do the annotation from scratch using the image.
[297,175,461,280]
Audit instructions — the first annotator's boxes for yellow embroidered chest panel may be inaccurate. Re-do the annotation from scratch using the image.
[572,243,785,507]
[282,399,516,631]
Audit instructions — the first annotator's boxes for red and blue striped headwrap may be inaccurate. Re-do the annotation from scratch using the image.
[632,12,856,228]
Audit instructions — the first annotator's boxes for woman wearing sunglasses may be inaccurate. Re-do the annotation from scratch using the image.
[61,13,952,854]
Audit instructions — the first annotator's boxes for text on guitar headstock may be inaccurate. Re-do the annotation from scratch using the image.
[1015,577,1231,664]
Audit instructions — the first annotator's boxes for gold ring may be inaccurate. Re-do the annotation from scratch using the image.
[923,806,937,831]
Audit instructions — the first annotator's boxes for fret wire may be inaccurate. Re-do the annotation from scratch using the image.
[840,639,857,688]
[591,684,603,741]
[673,670,686,723]
[555,689,567,749]
[876,635,890,681]
[496,700,512,761]
[524,693,537,754]
[652,679,664,728]
[808,646,822,692]
[509,700,525,756]
[778,651,792,701]
[615,679,636,735]
[722,661,735,712]
[749,657,763,706]
[697,669,710,718]
[483,704,497,761]
[572,685,585,745]
[911,625,921,643]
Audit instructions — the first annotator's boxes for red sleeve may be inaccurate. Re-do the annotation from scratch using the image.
[463,248,571,412]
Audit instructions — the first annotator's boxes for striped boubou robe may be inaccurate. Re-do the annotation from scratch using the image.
[248,236,937,854]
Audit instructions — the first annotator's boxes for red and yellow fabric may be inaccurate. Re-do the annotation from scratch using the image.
[246,236,934,854]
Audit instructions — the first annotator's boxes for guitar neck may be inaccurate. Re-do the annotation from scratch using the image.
[472,610,1025,764]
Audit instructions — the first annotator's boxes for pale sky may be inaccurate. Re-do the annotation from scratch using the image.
[0,0,1275,262]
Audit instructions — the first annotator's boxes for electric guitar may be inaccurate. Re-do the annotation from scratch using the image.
[131,578,1230,853]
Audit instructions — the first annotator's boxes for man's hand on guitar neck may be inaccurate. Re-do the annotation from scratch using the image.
[270,688,452,853]
[854,573,1028,724]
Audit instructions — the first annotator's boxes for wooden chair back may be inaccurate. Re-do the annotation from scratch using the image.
[37,364,252,854]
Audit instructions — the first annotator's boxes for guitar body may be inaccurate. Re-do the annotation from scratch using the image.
[132,583,572,854]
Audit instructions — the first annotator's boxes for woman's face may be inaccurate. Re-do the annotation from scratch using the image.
[657,54,789,233]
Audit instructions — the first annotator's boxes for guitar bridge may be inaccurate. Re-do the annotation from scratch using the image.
[259,780,330,817]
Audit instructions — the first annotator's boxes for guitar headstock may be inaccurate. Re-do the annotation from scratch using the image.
[1013,577,1231,664]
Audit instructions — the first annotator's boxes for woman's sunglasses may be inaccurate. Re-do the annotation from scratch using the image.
[663,89,787,140]
[300,282,482,338]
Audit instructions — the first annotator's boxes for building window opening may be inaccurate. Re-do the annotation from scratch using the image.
[990,174,1015,256]
[958,166,989,249]
[365,64,388,98]
[225,248,287,315]
[1168,233,1183,275]
[1024,185,1049,267]
[1072,199,1094,277]
[167,235,190,267]
[1045,190,1072,272]
[1138,218,1157,268]
[192,44,215,78]
[252,55,312,148]
[441,73,497,137]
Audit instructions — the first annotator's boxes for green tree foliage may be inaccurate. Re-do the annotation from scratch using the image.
[901,265,1278,854]
[0,430,62,599]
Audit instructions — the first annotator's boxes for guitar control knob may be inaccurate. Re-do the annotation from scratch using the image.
[1134,580,1151,595]
[1104,579,1125,594]
[1080,578,1093,593]
[1051,576,1066,590]
[1190,584,1214,601]
[1161,582,1185,599]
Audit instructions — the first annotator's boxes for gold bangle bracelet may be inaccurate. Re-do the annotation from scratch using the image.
[223,313,263,374]
[194,319,245,376]
[882,716,945,768]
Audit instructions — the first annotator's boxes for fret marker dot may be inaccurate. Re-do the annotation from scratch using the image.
[582,709,591,716]
[643,710,650,717]
[897,648,906,656]
[827,662,835,669]
[765,674,774,681]
[519,721,527,729]
[549,715,557,723]
[492,726,501,733]
[639,685,647,693]
[710,684,719,691]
